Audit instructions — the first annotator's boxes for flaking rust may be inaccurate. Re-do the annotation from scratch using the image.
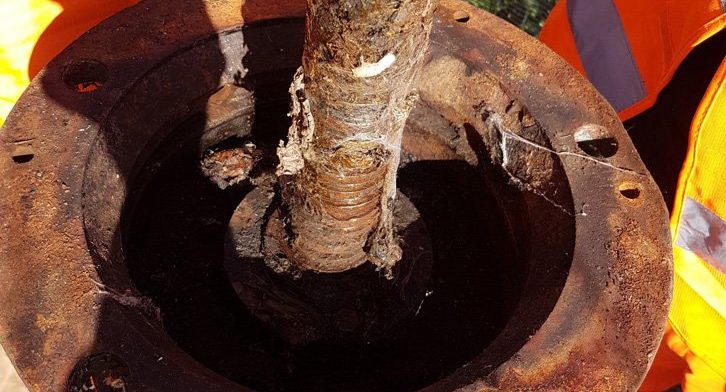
[275,0,437,275]
[0,0,672,390]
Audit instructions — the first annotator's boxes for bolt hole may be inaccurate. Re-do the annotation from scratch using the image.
[68,352,129,392]
[618,183,641,200]
[12,154,34,164]
[62,60,108,93]
[453,10,470,22]
[574,124,618,158]
[11,145,34,164]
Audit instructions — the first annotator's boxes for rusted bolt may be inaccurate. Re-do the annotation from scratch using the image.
[200,145,259,189]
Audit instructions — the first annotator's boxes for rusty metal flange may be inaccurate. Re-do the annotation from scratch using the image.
[0,0,672,391]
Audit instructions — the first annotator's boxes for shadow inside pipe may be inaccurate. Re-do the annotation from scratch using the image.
[124,125,526,391]
[14,5,572,391]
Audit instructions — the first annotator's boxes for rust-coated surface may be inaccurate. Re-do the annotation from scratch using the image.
[224,185,433,346]
[0,0,672,391]
[277,0,436,273]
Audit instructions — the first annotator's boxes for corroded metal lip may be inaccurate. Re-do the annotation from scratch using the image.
[0,0,672,391]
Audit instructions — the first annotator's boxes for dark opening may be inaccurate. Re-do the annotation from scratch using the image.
[62,59,108,93]
[576,137,619,158]
[11,146,34,164]
[453,10,471,22]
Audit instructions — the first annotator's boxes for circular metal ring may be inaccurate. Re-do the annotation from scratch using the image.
[0,0,672,391]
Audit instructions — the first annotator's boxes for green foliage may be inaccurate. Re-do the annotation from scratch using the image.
[467,0,556,36]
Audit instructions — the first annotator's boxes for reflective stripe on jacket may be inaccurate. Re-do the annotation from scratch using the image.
[539,0,725,121]
[669,57,726,387]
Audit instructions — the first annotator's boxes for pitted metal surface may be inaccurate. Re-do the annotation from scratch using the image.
[0,0,671,391]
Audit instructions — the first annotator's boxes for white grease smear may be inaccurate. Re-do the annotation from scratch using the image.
[352,53,396,78]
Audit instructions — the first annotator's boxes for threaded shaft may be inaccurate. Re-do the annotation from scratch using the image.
[277,0,436,273]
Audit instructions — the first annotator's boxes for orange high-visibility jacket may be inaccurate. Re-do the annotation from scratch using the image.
[540,1,725,391]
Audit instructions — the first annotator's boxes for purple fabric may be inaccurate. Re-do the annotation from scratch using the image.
[676,197,726,273]
[566,0,647,112]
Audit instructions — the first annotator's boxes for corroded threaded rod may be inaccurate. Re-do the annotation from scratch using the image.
[277,0,436,274]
